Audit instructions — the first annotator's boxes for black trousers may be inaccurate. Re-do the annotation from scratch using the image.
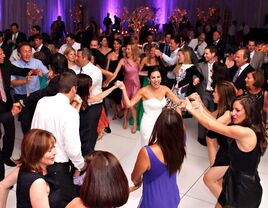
[79,103,102,156]
[0,150,4,180]
[0,100,15,180]
[198,91,215,139]
[0,101,15,161]
[14,94,34,135]
[47,162,76,208]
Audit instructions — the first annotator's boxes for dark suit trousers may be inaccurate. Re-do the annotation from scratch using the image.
[0,101,15,160]
[47,162,76,208]
[79,103,102,156]
[198,91,215,139]
[14,94,33,134]
[0,150,4,180]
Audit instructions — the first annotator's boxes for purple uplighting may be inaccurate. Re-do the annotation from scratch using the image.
[57,0,62,17]
[0,0,2,30]
[153,0,167,31]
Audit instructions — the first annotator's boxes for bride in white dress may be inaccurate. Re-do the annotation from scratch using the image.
[119,68,183,146]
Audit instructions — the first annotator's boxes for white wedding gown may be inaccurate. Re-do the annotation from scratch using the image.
[140,97,167,146]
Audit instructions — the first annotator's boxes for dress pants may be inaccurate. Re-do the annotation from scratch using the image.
[198,91,215,139]
[0,150,4,180]
[14,94,33,135]
[79,103,102,156]
[0,101,15,161]
[47,162,76,208]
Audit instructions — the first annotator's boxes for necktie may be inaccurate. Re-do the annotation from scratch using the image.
[194,44,199,51]
[232,68,240,83]
[164,44,169,55]
[0,68,7,102]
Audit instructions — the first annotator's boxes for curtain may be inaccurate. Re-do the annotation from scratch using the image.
[0,0,267,35]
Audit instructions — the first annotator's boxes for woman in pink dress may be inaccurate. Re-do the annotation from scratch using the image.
[105,44,140,133]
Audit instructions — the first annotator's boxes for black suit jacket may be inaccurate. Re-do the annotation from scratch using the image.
[213,39,225,62]
[21,75,61,115]
[0,59,31,109]
[233,64,255,90]
[39,45,52,67]
[159,42,171,56]
[6,32,27,49]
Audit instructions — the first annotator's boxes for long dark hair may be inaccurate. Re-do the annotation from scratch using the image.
[76,74,92,110]
[80,151,129,207]
[149,108,186,175]
[216,81,236,117]
[113,38,124,60]
[211,62,230,88]
[233,94,267,155]
[50,53,69,74]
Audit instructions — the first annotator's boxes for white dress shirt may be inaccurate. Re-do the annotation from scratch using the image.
[81,62,103,104]
[238,63,250,76]
[206,62,214,91]
[35,44,43,52]
[188,38,207,60]
[162,48,179,66]
[31,93,85,170]
[58,42,81,54]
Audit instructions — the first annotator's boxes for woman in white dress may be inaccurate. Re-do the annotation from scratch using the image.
[119,68,183,145]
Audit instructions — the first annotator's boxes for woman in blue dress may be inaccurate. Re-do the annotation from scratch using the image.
[130,108,186,208]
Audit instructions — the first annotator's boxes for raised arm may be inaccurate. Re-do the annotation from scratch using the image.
[120,83,143,108]
[88,82,119,104]
[164,86,182,106]
[185,98,256,144]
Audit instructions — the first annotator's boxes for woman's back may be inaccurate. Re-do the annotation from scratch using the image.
[139,145,180,208]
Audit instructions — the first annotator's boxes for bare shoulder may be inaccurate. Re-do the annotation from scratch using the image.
[66,197,86,208]
[162,85,171,93]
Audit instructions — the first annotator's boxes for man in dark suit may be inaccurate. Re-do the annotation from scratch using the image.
[159,33,172,56]
[6,22,27,50]
[0,48,31,179]
[33,34,52,67]
[233,48,255,95]
[212,31,225,62]
[0,32,12,59]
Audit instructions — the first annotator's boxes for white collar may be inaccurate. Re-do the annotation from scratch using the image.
[240,63,249,71]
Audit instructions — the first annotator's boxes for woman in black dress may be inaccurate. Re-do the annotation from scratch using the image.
[105,38,124,120]
[186,94,267,208]
[16,129,61,208]
[202,81,236,199]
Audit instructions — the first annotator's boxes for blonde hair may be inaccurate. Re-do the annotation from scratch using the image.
[173,49,192,74]
[129,44,140,62]
[63,47,76,56]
